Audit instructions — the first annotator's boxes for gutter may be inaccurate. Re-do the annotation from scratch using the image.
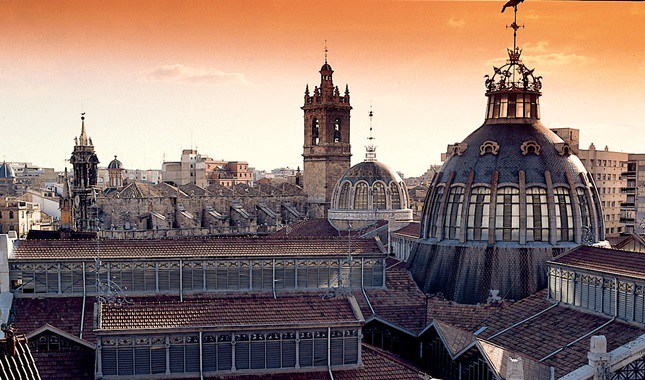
[327,326,334,380]
[79,293,86,340]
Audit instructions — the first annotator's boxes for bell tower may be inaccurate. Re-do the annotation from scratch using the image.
[302,56,352,218]
[69,113,100,231]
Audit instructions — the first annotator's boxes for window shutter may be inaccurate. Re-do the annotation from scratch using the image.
[102,348,117,375]
[169,345,185,373]
[150,346,166,374]
[134,347,150,375]
[117,347,134,375]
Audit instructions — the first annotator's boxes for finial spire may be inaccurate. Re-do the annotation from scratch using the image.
[79,112,89,146]
[324,40,328,63]
[365,103,377,162]
[504,0,524,55]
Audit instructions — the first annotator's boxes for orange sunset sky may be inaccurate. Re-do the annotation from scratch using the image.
[0,0,643,176]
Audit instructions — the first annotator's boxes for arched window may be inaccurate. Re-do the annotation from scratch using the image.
[9,211,14,219]
[333,118,341,143]
[373,182,386,209]
[443,186,464,239]
[312,118,319,145]
[427,186,444,238]
[554,187,574,242]
[467,187,491,241]
[354,182,368,209]
[338,182,351,209]
[577,188,593,241]
[390,183,401,209]
[495,187,520,242]
[526,187,549,242]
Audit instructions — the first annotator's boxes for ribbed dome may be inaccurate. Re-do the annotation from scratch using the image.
[0,162,15,179]
[338,161,403,188]
[108,156,123,170]
[328,160,412,231]
[407,15,607,304]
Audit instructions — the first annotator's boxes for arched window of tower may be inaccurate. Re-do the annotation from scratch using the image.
[333,118,341,143]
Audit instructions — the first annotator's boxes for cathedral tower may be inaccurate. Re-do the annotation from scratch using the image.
[302,58,352,218]
[69,113,100,231]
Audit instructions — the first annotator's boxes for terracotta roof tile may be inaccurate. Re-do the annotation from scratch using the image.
[12,297,96,343]
[99,293,361,331]
[485,303,644,377]
[392,222,420,238]
[550,245,645,279]
[0,335,41,380]
[272,218,387,238]
[30,350,94,380]
[14,236,381,260]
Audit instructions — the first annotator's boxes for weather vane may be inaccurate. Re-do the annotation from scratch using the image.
[502,0,525,53]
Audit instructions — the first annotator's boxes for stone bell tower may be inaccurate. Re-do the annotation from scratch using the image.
[69,113,100,231]
[302,56,352,218]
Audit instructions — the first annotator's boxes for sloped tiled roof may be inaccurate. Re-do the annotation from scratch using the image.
[0,335,40,380]
[30,349,94,380]
[178,183,211,196]
[479,299,645,377]
[362,263,645,377]
[477,340,551,379]
[550,245,645,279]
[392,222,420,238]
[434,319,476,355]
[13,236,382,259]
[11,297,96,343]
[99,294,362,331]
[272,218,387,238]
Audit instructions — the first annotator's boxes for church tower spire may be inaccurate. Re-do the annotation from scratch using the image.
[302,52,352,218]
[69,113,100,232]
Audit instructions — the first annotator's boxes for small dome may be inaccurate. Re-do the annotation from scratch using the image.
[108,156,123,170]
[0,162,15,179]
[328,161,412,231]
[320,62,333,74]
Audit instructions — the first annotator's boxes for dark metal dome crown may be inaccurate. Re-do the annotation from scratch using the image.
[485,47,542,94]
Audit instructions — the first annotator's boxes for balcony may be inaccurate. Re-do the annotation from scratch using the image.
[621,171,636,177]
[620,187,637,193]
[621,202,635,208]
[620,217,635,223]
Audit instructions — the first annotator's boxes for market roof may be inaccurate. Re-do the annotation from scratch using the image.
[12,236,383,260]
[98,294,363,331]
[550,245,645,279]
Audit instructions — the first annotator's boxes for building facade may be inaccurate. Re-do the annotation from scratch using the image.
[621,153,645,234]
[162,149,253,188]
[0,198,53,238]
